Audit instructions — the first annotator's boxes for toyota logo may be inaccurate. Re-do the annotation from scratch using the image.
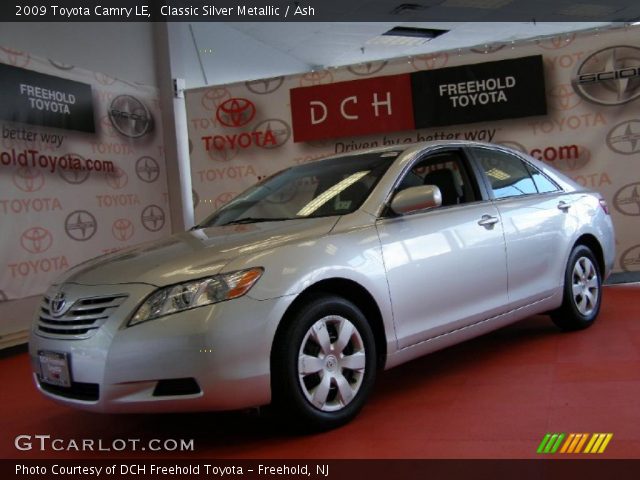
[536,33,576,50]
[347,61,388,77]
[252,119,291,149]
[216,98,256,128]
[299,70,334,87]
[573,46,640,106]
[141,205,166,232]
[135,156,160,183]
[620,245,640,272]
[49,59,74,70]
[613,182,640,216]
[548,84,582,111]
[245,76,285,95]
[108,95,154,138]
[470,44,506,55]
[201,87,231,111]
[112,218,135,242]
[607,120,640,155]
[59,154,91,184]
[13,166,45,192]
[65,210,98,241]
[105,167,129,190]
[214,192,237,209]
[0,47,30,67]
[50,291,67,317]
[411,52,449,71]
[207,146,239,163]
[20,227,53,254]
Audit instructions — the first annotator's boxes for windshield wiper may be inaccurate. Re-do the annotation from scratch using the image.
[221,217,291,226]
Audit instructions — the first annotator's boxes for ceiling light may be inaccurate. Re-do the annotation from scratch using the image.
[367,27,448,47]
[442,0,512,9]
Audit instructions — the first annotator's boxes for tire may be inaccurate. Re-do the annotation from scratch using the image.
[272,294,377,431]
[551,245,602,331]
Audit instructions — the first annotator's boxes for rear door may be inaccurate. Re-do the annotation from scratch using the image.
[468,146,570,308]
[376,147,509,349]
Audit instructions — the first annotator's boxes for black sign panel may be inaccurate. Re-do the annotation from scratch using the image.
[0,63,95,133]
[411,55,546,128]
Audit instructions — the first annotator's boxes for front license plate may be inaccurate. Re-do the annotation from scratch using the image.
[38,351,71,388]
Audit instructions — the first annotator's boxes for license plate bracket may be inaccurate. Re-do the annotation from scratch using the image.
[38,350,71,388]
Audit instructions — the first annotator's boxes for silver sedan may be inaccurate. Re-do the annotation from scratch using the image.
[30,141,615,430]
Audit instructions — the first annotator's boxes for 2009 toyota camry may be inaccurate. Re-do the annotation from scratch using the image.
[30,141,615,430]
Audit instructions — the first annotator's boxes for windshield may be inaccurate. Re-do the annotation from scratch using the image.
[199,150,400,227]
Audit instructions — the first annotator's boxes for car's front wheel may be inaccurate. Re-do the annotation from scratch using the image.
[551,245,602,331]
[272,294,376,431]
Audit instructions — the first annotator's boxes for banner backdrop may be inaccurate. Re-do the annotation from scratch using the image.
[0,47,171,301]
[185,26,640,275]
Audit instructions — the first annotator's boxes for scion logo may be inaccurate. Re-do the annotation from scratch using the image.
[65,210,98,241]
[347,61,388,77]
[112,218,134,242]
[548,84,582,111]
[536,33,576,50]
[200,87,232,111]
[573,46,640,106]
[411,52,448,71]
[49,59,74,70]
[207,146,239,163]
[192,189,200,209]
[141,205,166,232]
[607,120,640,155]
[216,98,256,128]
[0,47,30,67]
[20,227,53,254]
[108,95,154,138]
[252,119,291,149]
[135,156,160,183]
[613,182,640,216]
[214,192,237,209]
[13,166,44,193]
[299,70,334,87]
[50,291,67,317]
[245,76,285,94]
[104,167,128,190]
[620,245,640,272]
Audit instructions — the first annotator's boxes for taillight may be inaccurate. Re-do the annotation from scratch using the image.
[599,198,610,215]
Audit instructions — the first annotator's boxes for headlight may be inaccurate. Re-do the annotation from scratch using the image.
[128,267,263,327]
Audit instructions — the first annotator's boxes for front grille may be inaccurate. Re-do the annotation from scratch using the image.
[37,294,128,339]
[39,379,99,401]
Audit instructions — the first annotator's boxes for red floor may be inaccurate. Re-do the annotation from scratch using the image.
[1,285,639,459]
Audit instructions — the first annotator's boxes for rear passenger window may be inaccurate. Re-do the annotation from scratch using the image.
[473,148,537,199]
[526,164,559,194]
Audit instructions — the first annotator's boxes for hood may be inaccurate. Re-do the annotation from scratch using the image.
[58,217,339,287]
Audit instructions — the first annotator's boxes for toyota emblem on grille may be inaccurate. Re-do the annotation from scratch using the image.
[50,292,67,317]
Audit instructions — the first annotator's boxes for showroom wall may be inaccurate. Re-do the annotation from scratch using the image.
[0,24,171,342]
[186,25,640,275]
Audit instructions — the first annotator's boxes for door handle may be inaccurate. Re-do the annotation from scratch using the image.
[478,214,500,228]
[557,201,571,212]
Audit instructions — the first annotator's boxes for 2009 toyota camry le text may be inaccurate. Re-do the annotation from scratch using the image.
[30,141,615,430]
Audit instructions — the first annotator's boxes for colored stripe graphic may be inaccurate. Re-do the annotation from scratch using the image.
[537,433,613,454]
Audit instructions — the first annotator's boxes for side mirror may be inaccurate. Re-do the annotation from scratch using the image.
[390,185,442,215]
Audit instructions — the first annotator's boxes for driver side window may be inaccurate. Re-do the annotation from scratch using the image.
[397,150,476,207]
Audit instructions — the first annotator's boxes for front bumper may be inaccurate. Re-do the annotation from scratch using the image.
[29,283,291,413]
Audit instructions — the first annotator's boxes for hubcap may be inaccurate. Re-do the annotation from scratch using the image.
[297,315,366,412]
[571,256,599,316]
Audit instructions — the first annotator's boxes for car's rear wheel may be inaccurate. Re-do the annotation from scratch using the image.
[551,245,602,331]
[272,294,376,431]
